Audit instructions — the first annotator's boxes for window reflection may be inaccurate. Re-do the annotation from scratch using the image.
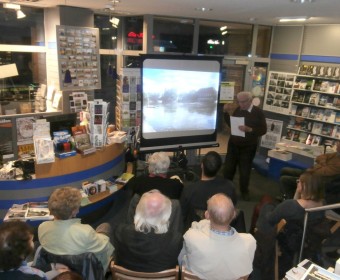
[0,6,44,45]
[153,17,194,53]
[123,16,144,51]
[198,21,253,56]
[94,14,118,50]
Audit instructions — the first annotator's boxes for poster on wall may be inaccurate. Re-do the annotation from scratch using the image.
[251,65,267,108]
[260,118,283,149]
[263,71,295,115]
[57,25,101,91]
[219,82,235,102]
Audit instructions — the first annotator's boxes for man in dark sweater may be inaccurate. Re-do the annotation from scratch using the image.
[223,91,267,201]
[180,151,237,231]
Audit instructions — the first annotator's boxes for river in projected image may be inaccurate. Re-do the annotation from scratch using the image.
[142,87,218,138]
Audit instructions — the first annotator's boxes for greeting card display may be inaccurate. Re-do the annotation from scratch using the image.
[57,25,101,90]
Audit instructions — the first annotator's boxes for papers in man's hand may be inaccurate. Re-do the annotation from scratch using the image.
[230,116,245,137]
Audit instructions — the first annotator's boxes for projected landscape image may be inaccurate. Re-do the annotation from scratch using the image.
[142,68,219,139]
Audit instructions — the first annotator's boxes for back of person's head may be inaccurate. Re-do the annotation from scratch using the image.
[148,152,170,175]
[207,193,236,227]
[52,271,83,280]
[299,171,324,201]
[48,187,82,220]
[134,190,172,234]
[0,220,34,271]
[202,151,222,177]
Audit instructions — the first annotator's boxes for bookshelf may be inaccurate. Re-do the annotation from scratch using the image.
[264,68,340,152]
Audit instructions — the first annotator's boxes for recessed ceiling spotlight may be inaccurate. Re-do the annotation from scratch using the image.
[195,7,213,12]
[290,0,315,3]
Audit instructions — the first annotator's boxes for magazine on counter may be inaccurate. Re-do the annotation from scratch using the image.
[4,202,53,221]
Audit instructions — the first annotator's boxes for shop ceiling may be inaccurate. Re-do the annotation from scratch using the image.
[1,0,340,25]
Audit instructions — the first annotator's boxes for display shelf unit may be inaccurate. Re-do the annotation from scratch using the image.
[288,73,340,143]
[264,69,340,151]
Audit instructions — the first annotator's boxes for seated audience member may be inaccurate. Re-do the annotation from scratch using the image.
[180,151,236,230]
[279,140,340,199]
[51,271,83,280]
[0,220,51,280]
[38,187,114,271]
[179,193,256,280]
[113,190,183,272]
[254,171,325,280]
[124,151,183,199]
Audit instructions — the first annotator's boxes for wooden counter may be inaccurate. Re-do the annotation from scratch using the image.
[0,143,126,221]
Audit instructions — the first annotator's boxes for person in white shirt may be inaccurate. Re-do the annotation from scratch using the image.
[179,193,256,280]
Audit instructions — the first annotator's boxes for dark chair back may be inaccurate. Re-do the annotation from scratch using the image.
[33,246,105,280]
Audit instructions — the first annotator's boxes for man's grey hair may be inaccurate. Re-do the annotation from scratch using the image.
[237,91,253,100]
[148,152,171,175]
[134,190,172,234]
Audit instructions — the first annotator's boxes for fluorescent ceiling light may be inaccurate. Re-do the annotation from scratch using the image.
[3,3,21,10]
[220,26,227,31]
[279,17,308,22]
[221,30,228,35]
[17,10,26,19]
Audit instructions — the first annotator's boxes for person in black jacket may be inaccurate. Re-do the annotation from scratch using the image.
[223,91,267,201]
[113,190,183,272]
[124,151,184,199]
[180,151,237,231]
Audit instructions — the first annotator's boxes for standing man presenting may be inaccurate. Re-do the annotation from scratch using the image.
[223,91,267,201]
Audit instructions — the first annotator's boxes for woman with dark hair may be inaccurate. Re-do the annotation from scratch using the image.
[0,220,47,280]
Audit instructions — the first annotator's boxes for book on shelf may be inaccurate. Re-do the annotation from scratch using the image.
[305,134,314,145]
[301,106,311,117]
[305,65,314,76]
[333,67,340,79]
[71,125,96,155]
[315,109,325,121]
[295,106,303,117]
[312,122,323,134]
[325,66,334,77]
[297,92,306,102]
[318,95,329,107]
[301,120,313,132]
[311,135,322,146]
[321,124,334,136]
[303,92,311,103]
[299,64,308,75]
[320,81,330,92]
[292,131,300,142]
[334,126,340,139]
[291,91,299,102]
[4,202,53,221]
[308,108,318,119]
[322,109,336,122]
[114,172,134,185]
[336,112,340,124]
[289,104,298,115]
[299,132,308,143]
[318,66,326,77]
[308,93,319,105]
[327,81,339,93]
[333,97,340,109]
